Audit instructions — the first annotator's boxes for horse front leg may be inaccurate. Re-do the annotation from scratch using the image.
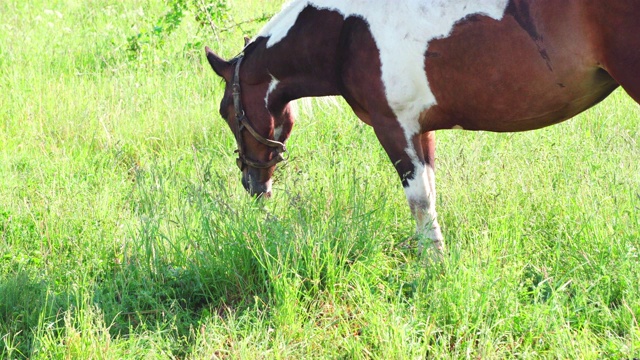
[405,135,444,257]
[371,120,444,257]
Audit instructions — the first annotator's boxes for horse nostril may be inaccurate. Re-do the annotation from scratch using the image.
[260,191,272,199]
[250,187,271,198]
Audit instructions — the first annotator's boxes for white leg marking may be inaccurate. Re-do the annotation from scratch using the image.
[405,160,443,251]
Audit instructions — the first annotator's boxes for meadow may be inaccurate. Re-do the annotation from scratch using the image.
[1,0,639,358]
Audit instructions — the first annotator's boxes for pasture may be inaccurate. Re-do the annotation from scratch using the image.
[1,0,639,358]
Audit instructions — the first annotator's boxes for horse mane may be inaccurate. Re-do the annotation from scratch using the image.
[242,38,262,57]
[229,36,265,65]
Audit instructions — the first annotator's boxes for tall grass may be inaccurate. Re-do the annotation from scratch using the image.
[1,0,639,358]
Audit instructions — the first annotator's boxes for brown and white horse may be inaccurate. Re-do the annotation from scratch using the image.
[205,0,640,255]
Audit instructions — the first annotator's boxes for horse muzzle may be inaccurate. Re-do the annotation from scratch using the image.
[241,171,272,198]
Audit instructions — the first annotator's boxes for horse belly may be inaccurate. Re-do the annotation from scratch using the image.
[422,4,619,132]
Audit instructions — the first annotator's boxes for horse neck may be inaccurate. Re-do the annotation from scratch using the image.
[246,31,343,101]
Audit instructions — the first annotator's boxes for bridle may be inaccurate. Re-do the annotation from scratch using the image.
[231,55,287,170]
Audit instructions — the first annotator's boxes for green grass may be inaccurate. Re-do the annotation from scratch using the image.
[1,0,639,358]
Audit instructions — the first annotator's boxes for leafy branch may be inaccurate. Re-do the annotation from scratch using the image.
[126,0,272,60]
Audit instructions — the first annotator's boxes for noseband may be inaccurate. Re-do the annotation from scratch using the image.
[231,55,287,170]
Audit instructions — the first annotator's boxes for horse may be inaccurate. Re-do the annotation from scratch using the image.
[204,0,640,256]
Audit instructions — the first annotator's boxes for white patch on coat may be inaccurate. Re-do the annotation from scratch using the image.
[273,125,284,141]
[265,178,273,195]
[264,75,280,107]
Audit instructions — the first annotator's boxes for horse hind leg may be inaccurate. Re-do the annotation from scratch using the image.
[421,131,436,170]
[420,131,437,199]
[417,131,443,256]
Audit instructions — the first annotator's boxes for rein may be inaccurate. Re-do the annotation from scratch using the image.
[231,55,287,170]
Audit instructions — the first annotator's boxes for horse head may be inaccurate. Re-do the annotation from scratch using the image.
[205,43,295,198]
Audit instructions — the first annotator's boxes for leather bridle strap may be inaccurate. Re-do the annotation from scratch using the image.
[232,55,287,170]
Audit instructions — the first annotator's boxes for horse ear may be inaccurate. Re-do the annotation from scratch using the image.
[243,36,251,47]
[205,46,233,82]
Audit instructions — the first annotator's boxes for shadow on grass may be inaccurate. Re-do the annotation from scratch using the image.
[0,254,269,359]
[95,253,269,335]
[0,270,69,359]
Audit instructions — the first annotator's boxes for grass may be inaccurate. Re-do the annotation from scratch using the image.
[1,0,639,358]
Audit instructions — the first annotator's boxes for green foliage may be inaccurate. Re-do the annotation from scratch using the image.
[126,1,190,56]
[126,0,270,60]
